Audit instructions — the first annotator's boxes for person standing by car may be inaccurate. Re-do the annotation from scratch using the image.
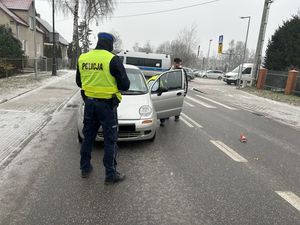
[159,58,188,126]
[76,32,130,185]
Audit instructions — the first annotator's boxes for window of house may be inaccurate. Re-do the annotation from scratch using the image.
[29,17,34,29]
[22,40,27,54]
[37,43,40,55]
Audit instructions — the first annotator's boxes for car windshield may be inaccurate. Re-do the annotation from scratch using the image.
[122,68,148,95]
[231,66,247,73]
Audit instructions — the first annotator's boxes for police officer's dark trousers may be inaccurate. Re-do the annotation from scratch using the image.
[80,98,118,179]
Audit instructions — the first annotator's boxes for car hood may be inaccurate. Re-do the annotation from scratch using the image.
[118,93,152,120]
[225,72,238,77]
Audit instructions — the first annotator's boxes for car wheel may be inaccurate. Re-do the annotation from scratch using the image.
[218,76,222,80]
[226,81,231,85]
[203,75,207,79]
[78,131,83,143]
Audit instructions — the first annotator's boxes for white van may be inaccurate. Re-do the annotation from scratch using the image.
[223,63,253,85]
[117,51,171,78]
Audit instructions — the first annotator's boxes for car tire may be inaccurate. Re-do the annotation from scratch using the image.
[203,75,207,79]
[218,76,222,80]
[226,81,231,85]
[78,131,83,143]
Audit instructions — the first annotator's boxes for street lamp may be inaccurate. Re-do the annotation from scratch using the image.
[237,16,251,88]
[206,39,212,72]
[52,0,57,76]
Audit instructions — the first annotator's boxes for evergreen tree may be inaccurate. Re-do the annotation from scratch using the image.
[264,16,300,70]
[0,25,23,59]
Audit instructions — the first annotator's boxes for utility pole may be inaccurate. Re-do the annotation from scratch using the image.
[205,39,212,72]
[52,0,57,76]
[237,16,251,89]
[197,45,201,69]
[253,0,273,85]
[33,0,37,79]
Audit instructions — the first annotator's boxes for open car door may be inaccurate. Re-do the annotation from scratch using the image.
[149,69,186,119]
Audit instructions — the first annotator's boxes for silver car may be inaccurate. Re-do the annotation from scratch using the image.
[78,65,186,142]
[202,70,224,80]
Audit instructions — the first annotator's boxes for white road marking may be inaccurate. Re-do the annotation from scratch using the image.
[184,101,195,107]
[210,140,248,162]
[181,113,203,128]
[180,117,194,128]
[276,191,300,212]
[186,96,216,108]
[196,95,237,110]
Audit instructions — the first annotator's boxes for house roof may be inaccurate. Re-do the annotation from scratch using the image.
[36,17,69,46]
[1,0,33,10]
[0,2,28,26]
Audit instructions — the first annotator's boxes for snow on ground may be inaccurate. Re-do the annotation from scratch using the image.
[0,70,77,168]
[191,78,300,130]
[0,70,72,103]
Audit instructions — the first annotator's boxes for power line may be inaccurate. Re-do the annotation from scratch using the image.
[34,0,174,4]
[117,0,174,3]
[112,0,221,18]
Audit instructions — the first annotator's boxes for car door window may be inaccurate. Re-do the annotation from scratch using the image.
[151,70,182,93]
[242,67,252,74]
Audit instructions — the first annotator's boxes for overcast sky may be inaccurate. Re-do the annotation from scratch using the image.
[36,0,299,56]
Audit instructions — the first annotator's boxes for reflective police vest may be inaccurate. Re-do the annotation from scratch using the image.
[78,50,122,101]
[147,74,159,84]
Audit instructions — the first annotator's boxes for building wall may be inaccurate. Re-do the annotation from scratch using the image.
[61,45,68,59]
[0,7,44,58]
[18,25,44,58]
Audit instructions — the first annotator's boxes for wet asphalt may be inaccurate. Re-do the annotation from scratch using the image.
[0,79,300,225]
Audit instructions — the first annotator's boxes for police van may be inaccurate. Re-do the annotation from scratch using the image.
[117,51,171,78]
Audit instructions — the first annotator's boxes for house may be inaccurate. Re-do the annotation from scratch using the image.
[0,0,44,58]
[0,0,69,62]
[36,16,69,60]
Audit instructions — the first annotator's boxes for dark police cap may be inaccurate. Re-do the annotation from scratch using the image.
[97,32,116,42]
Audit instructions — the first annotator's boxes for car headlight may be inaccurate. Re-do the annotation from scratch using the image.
[139,105,152,118]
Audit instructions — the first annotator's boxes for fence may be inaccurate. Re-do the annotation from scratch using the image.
[294,75,300,96]
[257,69,299,96]
[264,70,288,93]
[0,57,70,78]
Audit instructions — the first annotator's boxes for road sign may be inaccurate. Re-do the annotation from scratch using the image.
[218,35,223,54]
[218,35,223,44]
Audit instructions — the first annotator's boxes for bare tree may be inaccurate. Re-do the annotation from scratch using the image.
[132,41,154,53]
[156,41,171,54]
[167,24,199,67]
[51,0,115,68]
[110,30,123,53]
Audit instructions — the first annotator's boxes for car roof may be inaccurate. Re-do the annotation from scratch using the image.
[242,63,254,67]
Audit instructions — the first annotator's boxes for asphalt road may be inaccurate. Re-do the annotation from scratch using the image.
[0,79,299,225]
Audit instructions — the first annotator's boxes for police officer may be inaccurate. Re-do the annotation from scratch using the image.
[76,32,130,185]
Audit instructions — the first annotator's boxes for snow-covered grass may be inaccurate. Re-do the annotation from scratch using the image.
[243,87,300,106]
